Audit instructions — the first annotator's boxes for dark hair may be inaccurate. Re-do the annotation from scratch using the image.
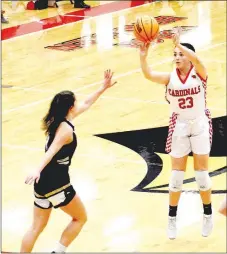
[42,90,75,135]
[180,43,195,52]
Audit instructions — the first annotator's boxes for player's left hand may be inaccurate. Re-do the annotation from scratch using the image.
[25,170,40,185]
[102,69,117,89]
[172,27,182,46]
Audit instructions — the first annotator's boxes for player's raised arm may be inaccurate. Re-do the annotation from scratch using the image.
[139,43,170,85]
[74,69,117,117]
[172,27,207,81]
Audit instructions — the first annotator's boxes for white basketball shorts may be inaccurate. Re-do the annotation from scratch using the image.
[166,113,213,158]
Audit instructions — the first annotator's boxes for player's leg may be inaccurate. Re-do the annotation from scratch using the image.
[168,155,188,239]
[193,154,211,204]
[51,186,87,253]
[1,10,9,24]
[170,156,188,207]
[219,197,227,216]
[20,203,52,252]
[191,115,213,237]
[166,118,191,239]
[193,153,213,237]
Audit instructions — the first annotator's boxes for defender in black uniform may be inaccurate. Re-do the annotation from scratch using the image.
[21,70,116,253]
[34,119,77,209]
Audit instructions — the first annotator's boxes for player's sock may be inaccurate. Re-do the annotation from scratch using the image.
[169,205,178,217]
[203,203,212,215]
[52,242,66,253]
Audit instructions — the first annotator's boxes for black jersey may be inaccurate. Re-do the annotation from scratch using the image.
[34,119,77,196]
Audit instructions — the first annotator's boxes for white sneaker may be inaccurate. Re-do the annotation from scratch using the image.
[202,214,213,237]
[168,216,177,239]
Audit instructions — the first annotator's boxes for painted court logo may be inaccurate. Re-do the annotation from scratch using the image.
[95,116,227,194]
[45,16,195,51]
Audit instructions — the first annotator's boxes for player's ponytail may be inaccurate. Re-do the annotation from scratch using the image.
[42,91,75,135]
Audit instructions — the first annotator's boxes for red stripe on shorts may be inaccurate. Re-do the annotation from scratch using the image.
[165,112,178,153]
[205,109,213,145]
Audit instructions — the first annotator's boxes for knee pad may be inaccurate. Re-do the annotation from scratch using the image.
[195,170,212,191]
[169,170,185,192]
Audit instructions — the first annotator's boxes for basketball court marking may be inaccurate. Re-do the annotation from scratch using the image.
[2,1,226,253]
[63,15,92,18]
[2,1,151,41]
[9,56,226,93]
[2,143,144,165]
[3,41,226,115]
[1,85,13,88]
[2,56,173,115]
[7,56,172,92]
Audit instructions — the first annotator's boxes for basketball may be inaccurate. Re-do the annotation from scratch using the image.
[133,16,159,43]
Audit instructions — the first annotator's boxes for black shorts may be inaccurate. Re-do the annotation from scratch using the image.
[34,184,76,209]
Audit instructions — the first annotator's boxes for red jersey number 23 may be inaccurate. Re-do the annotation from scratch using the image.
[178,97,194,109]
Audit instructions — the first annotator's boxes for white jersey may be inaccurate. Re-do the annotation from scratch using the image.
[166,66,208,120]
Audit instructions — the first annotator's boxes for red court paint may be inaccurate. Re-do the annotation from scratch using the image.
[1,1,148,41]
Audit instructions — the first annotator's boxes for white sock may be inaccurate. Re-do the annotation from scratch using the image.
[53,242,67,253]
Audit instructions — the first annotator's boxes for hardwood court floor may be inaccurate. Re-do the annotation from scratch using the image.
[2,0,226,252]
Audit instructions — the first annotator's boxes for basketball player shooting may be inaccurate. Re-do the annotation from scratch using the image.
[139,26,213,239]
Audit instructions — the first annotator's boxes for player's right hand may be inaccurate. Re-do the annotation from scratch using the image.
[139,42,150,58]
[25,170,40,185]
[172,26,182,46]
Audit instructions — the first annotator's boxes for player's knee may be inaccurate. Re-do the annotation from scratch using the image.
[218,198,227,216]
[219,207,227,216]
[72,211,87,226]
[195,170,212,191]
[169,170,185,192]
[80,212,87,226]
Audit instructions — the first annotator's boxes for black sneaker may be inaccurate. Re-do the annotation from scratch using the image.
[74,1,90,8]
[1,14,9,24]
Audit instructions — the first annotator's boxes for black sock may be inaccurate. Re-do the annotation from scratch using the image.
[203,203,212,215]
[169,205,178,217]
